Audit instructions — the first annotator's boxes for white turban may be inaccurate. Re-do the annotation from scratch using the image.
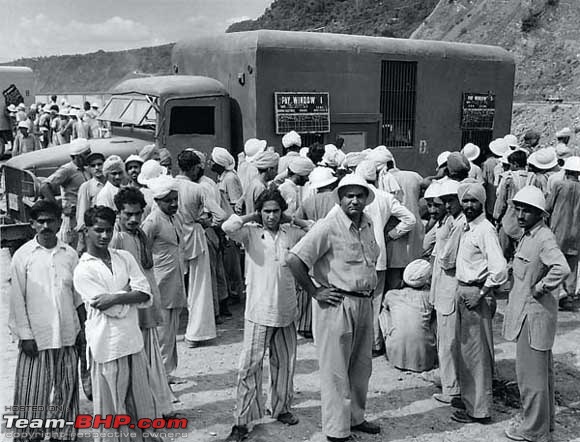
[138,160,166,185]
[211,147,235,171]
[244,138,267,159]
[139,144,160,161]
[457,179,486,205]
[282,131,301,149]
[343,151,367,168]
[403,259,432,288]
[102,155,125,176]
[148,175,178,200]
[70,138,91,155]
[367,147,394,170]
[355,160,378,182]
[299,147,310,158]
[253,151,279,169]
[288,157,315,177]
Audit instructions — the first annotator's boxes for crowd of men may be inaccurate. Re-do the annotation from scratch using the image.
[8,125,579,442]
[1,95,105,157]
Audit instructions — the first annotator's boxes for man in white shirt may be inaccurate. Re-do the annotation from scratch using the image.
[76,152,106,255]
[94,155,125,210]
[9,200,83,442]
[278,156,315,215]
[74,206,160,440]
[223,188,308,442]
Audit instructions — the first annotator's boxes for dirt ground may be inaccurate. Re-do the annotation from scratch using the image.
[1,243,580,442]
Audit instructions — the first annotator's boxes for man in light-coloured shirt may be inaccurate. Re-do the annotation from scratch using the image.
[236,150,279,215]
[76,152,106,255]
[451,181,507,424]
[9,200,83,442]
[238,138,266,193]
[94,155,125,210]
[40,137,91,247]
[125,154,145,189]
[355,160,416,357]
[74,206,160,440]
[503,186,569,442]
[142,175,187,379]
[278,130,302,175]
[278,156,315,215]
[223,188,307,442]
[12,120,40,156]
[288,174,381,442]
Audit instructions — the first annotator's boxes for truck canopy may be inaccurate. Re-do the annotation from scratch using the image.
[112,75,228,101]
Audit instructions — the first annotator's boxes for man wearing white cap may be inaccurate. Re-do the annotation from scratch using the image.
[452,181,507,424]
[504,186,569,442]
[95,155,125,210]
[141,175,187,379]
[12,120,40,156]
[125,154,145,189]
[494,149,530,259]
[461,143,483,183]
[288,174,381,441]
[382,259,436,372]
[431,179,467,405]
[40,138,92,247]
[422,182,447,258]
[279,156,315,215]
[278,130,302,174]
[546,157,580,311]
[526,147,558,196]
[237,151,279,215]
[482,138,509,218]
[355,160,416,357]
[556,127,573,146]
[294,167,339,338]
[238,138,266,192]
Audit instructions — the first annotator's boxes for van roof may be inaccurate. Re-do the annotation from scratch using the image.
[175,29,513,64]
[112,75,228,99]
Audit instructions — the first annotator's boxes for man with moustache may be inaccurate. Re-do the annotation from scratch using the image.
[9,200,83,442]
[125,154,145,189]
[287,174,381,442]
[504,186,569,442]
[452,181,507,424]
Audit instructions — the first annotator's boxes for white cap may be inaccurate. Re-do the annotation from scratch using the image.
[138,159,167,185]
[527,148,558,170]
[17,121,29,129]
[125,154,144,165]
[244,138,267,158]
[336,173,375,204]
[282,131,301,149]
[556,127,573,138]
[308,167,337,189]
[489,138,509,157]
[147,175,178,199]
[436,151,451,168]
[512,185,547,213]
[424,182,442,199]
[461,143,480,162]
[69,138,91,155]
[7,104,17,112]
[563,156,580,172]
[299,147,309,158]
[438,179,460,197]
[504,134,519,149]
[403,259,432,288]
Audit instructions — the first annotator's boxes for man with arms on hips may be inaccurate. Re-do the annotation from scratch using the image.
[451,181,507,424]
[9,200,84,442]
[73,206,159,441]
[503,186,569,442]
[223,188,308,442]
[287,174,381,442]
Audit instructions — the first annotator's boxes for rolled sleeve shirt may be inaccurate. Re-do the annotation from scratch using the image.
[290,205,380,294]
[218,170,244,205]
[73,249,152,363]
[503,222,570,350]
[44,161,90,212]
[9,238,81,350]
[222,215,305,327]
[456,213,507,288]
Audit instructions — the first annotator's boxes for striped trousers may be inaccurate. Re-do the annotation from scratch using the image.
[13,346,79,441]
[234,320,297,426]
[296,284,312,334]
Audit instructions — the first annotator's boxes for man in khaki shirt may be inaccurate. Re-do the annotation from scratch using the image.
[503,186,569,442]
[288,174,380,442]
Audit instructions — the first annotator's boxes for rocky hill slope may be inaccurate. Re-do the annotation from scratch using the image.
[412,0,580,100]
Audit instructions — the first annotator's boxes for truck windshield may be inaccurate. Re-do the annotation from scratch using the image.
[98,95,156,129]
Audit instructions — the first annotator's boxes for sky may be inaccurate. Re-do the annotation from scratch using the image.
[0,0,273,62]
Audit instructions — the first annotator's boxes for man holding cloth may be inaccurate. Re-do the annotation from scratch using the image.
[504,186,569,442]
[287,174,381,442]
[452,180,507,424]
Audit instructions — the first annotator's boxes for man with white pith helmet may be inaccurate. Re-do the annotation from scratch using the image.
[526,147,558,196]
[546,156,580,311]
[504,186,569,441]
[461,143,483,183]
[288,173,381,441]
[13,120,40,156]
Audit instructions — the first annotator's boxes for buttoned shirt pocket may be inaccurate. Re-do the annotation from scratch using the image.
[526,309,557,351]
[343,242,365,264]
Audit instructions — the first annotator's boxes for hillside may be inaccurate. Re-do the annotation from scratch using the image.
[3,44,174,94]
[227,0,438,38]
[411,0,580,100]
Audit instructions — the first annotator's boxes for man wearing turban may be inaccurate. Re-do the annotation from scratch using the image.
[278,156,315,215]
[451,180,507,424]
[279,131,302,174]
[236,151,279,215]
[95,155,125,210]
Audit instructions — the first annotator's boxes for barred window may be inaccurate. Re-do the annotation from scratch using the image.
[380,61,417,148]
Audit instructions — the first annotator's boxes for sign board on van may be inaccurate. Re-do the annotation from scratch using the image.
[274,92,330,134]
[3,84,25,107]
[461,92,495,130]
